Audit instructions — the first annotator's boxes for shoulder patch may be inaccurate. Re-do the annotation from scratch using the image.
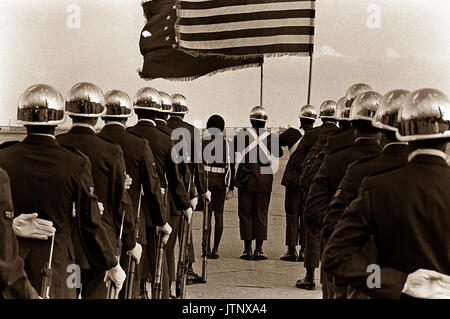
[0,140,20,150]
[4,210,14,220]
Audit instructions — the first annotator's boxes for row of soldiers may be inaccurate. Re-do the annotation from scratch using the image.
[0,83,221,299]
[279,83,450,298]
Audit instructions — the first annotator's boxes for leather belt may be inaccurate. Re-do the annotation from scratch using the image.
[205,165,226,174]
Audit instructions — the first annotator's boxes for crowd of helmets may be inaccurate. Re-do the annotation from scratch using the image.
[296,84,450,142]
[16,82,190,125]
[15,82,450,142]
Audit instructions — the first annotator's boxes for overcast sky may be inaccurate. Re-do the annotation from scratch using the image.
[1,0,449,128]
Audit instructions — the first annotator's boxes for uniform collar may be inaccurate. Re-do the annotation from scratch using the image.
[355,137,379,143]
[29,133,56,140]
[383,142,408,151]
[408,149,448,162]
[23,134,58,146]
[104,122,126,129]
[137,119,156,126]
[155,118,167,125]
[72,123,96,133]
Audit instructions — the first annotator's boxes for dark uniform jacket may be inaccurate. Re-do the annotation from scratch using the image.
[322,143,409,244]
[324,125,355,154]
[282,123,336,189]
[127,120,190,218]
[167,116,208,195]
[233,127,283,193]
[0,168,39,299]
[57,126,136,257]
[303,138,382,229]
[279,127,303,152]
[99,123,166,245]
[202,131,236,190]
[323,154,450,298]
[0,135,116,297]
[299,124,339,195]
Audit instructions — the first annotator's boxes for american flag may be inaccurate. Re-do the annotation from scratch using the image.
[175,0,315,58]
[139,0,260,81]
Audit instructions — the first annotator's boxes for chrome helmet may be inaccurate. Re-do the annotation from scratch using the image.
[299,105,318,120]
[372,90,410,132]
[103,90,133,118]
[319,100,337,119]
[349,91,382,121]
[335,97,349,121]
[250,106,268,122]
[346,83,372,104]
[170,94,189,115]
[17,84,65,126]
[66,82,105,117]
[158,91,172,113]
[396,88,450,141]
[133,87,162,111]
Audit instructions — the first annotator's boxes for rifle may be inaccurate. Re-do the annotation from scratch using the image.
[179,215,192,299]
[152,231,165,299]
[175,212,187,298]
[107,211,125,299]
[125,186,143,299]
[201,170,210,283]
[152,185,168,299]
[40,233,55,299]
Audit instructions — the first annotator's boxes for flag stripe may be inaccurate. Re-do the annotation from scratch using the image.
[179,34,313,50]
[175,0,316,57]
[178,18,314,33]
[180,0,313,10]
[179,10,314,25]
[190,44,314,56]
[178,2,315,18]
[179,26,313,41]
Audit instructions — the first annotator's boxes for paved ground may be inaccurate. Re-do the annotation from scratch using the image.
[185,154,322,299]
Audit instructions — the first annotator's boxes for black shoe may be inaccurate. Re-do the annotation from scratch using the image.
[295,277,316,290]
[240,249,253,260]
[280,249,298,262]
[253,249,268,261]
[208,251,219,259]
[186,270,204,285]
[297,250,305,262]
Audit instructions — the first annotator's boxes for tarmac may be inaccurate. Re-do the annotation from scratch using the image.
[185,154,322,299]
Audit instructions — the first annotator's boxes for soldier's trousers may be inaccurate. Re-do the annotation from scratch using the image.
[166,214,196,282]
[284,186,305,247]
[304,224,321,268]
[238,189,271,240]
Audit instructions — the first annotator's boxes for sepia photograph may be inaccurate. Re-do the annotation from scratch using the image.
[0,0,449,314]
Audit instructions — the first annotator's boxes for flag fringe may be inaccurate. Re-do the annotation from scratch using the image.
[176,47,311,60]
[137,62,260,82]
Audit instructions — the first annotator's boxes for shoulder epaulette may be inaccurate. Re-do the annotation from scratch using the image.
[60,144,89,161]
[366,164,404,179]
[0,140,20,150]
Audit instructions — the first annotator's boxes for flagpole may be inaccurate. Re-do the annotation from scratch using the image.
[260,58,264,106]
[306,52,313,105]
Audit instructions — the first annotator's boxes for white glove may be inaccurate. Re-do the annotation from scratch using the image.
[402,269,450,299]
[226,190,233,200]
[13,213,55,240]
[126,243,143,264]
[156,222,173,244]
[104,263,126,297]
[189,196,198,209]
[202,191,211,202]
[183,207,193,224]
[97,202,104,215]
[124,173,132,190]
